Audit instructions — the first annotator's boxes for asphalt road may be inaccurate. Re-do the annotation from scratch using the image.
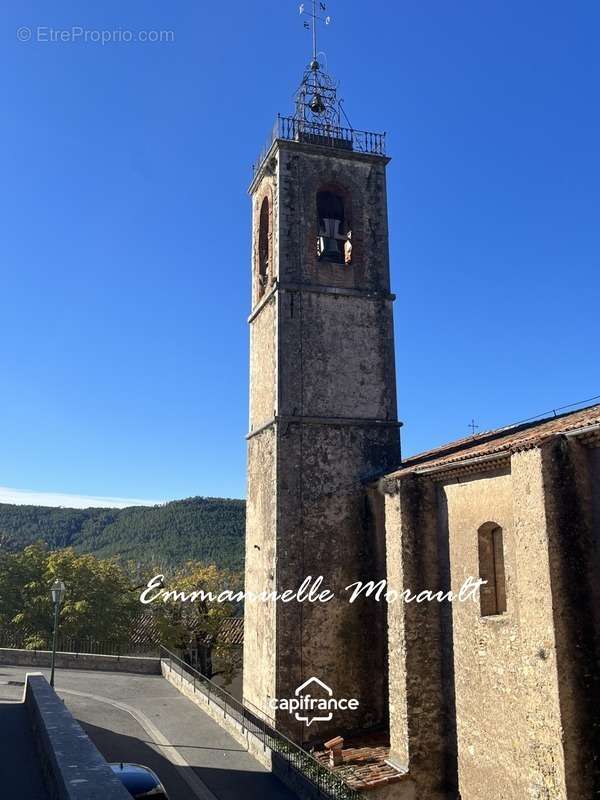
[0,665,296,800]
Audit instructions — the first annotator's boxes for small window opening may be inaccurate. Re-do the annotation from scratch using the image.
[478,523,507,617]
[258,197,270,297]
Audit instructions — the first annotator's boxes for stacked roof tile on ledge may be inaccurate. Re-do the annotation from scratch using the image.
[314,731,407,791]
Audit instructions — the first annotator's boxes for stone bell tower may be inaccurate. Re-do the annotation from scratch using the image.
[243,45,400,743]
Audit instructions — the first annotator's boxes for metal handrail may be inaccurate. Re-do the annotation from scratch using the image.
[253,114,386,173]
[159,645,362,800]
[0,633,159,658]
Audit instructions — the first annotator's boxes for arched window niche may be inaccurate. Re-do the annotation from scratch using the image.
[316,187,352,266]
[257,196,271,299]
[477,522,507,617]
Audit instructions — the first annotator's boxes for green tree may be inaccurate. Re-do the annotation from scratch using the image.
[0,544,139,648]
[154,562,243,682]
[0,497,246,570]
[0,532,16,552]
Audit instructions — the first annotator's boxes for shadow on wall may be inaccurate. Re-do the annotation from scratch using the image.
[0,702,48,798]
[437,490,459,796]
[212,666,243,701]
[79,720,296,800]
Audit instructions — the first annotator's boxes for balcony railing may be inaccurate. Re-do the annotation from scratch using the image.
[0,632,160,657]
[253,114,386,174]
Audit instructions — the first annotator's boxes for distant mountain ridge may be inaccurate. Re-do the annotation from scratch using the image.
[0,496,246,570]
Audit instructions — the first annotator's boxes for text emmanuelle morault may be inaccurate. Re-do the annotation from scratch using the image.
[140,575,485,605]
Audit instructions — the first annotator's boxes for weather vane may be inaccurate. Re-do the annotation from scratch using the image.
[299,1,332,64]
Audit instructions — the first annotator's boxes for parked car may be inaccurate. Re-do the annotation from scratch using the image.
[110,763,169,799]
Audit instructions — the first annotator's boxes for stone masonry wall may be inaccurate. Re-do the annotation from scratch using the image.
[384,475,449,800]
[278,288,397,422]
[0,649,160,674]
[384,452,592,800]
[384,432,600,800]
[441,455,581,799]
[540,438,600,799]
[249,294,277,433]
[443,469,525,798]
[274,422,395,742]
[276,142,391,294]
[243,425,278,721]
[588,445,600,652]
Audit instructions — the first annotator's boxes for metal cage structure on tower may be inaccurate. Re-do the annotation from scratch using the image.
[252,1,387,174]
[294,58,341,127]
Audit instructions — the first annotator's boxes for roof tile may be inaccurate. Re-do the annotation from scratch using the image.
[385,403,600,480]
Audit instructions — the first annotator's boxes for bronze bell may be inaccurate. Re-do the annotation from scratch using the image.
[310,93,326,114]
[318,218,343,261]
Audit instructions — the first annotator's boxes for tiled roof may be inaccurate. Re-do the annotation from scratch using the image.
[217,616,244,646]
[129,614,244,646]
[130,613,161,645]
[385,403,600,480]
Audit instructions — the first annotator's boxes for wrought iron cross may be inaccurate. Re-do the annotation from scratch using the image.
[299,1,332,63]
[468,419,480,436]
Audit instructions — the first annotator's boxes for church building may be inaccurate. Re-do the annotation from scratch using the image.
[381,404,600,799]
[242,18,600,800]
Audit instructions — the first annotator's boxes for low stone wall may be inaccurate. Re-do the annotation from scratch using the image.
[365,782,416,800]
[0,648,161,674]
[24,672,132,800]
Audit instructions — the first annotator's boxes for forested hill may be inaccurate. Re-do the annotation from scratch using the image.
[0,497,245,571]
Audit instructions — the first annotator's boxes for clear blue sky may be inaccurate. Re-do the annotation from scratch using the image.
[1,1,599,504]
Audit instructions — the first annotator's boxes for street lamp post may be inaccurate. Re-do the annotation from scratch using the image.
[50,579,66,688]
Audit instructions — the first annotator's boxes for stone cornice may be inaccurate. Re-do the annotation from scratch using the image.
[248,280,395,322]
[378,452,512,493]
[247,414,402,440]
[565,423,600,448]
[249,137,390,194]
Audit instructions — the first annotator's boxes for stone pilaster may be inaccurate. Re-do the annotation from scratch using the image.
[384,476,450,799]
[536,438,600,799]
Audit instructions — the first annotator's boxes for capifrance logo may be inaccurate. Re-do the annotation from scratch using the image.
[269,677,359,727]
